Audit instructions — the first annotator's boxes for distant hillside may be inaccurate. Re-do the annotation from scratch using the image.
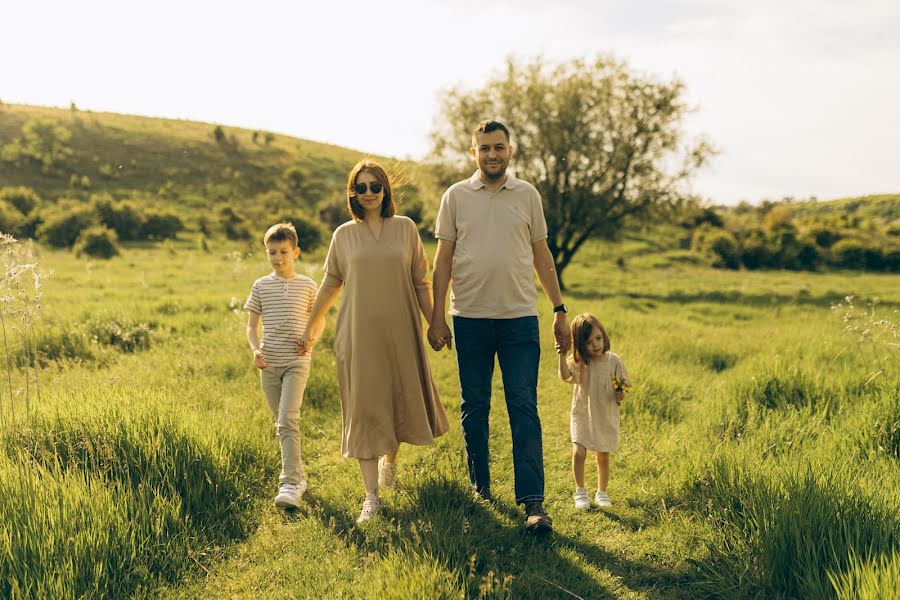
[0,103,398,206]
[786,194,900,223]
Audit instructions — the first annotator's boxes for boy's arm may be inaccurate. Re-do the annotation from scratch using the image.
[246,311,266,368]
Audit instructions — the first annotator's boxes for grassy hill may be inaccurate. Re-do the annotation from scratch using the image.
[787,194,900,223]
[0,102,406,213]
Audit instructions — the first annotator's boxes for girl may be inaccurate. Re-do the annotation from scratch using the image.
[558,314,631,510]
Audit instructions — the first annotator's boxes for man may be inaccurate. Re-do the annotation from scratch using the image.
[429,119,571,532]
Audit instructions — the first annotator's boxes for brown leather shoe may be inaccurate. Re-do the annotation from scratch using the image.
[524,501,553,532]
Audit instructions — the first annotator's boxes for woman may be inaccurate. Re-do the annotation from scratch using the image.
[299,159,449,523]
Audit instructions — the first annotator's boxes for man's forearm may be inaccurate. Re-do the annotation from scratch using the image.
[533,242,563,307]
[431,240,454,323]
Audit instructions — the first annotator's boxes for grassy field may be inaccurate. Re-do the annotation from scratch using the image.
[0,233,898,599]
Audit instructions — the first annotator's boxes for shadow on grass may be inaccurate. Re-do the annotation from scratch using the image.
[302,479,694,599]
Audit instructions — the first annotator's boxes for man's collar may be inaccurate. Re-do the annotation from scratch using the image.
[469,171,518,190]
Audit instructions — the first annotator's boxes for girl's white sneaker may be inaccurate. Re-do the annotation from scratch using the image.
[573,488,590,510]
[594,491,612,508]
[378,456,397,489]
[356,494,382,524]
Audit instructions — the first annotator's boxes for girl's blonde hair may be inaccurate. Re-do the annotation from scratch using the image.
[571,313,610,365]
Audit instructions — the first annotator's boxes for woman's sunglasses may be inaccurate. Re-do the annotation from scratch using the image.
[353,182,383,195]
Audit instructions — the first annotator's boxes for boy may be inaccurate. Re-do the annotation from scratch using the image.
[245,222,319,509]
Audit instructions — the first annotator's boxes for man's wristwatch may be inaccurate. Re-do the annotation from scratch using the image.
[553,304,568,314]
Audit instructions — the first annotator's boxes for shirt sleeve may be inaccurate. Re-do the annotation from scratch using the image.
[244,282,261,314]
[530,187,548,243]
[409,219,431,296]
[323,231,344,284]
[434,189,457,242]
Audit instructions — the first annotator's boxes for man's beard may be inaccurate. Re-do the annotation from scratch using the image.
[481,162,507,181]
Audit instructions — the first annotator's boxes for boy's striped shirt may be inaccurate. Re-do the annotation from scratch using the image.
[244,273,317,366]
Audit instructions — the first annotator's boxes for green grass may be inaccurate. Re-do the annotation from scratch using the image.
[0,236,897,598]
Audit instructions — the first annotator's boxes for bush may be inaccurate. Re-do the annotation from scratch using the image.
[740,234,777,270]
[0,186,41,215]
[74,226,120,259]
[809,224,842,248]
[278,213,326,252]
[92,195,145,240]
[692,226,740,269]
[0,202,24,236]
[37,206,96,248]
[140,210,183,240]
[831,239,884,270]
[86,317,154,352]
[220,207,251,241]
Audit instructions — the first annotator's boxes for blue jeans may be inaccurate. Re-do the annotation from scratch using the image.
[453,316,544,504]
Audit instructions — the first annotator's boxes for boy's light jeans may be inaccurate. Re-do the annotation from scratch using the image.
[260,360,310,485]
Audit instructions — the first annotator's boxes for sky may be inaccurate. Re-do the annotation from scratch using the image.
[2,0,899,204]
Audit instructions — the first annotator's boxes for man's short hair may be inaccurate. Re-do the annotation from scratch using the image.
[264,222,299,248]
[472,119,511,145]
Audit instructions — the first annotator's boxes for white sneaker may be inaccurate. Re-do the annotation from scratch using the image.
[378,456,397,489]
[274,480,307,509]
[594,490,612,508]
[573,488,590,510]
[356,494,382,524]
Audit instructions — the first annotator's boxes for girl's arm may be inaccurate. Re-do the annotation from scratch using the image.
[558,352,575,384]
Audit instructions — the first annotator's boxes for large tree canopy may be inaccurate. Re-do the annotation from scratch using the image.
[430,55,712,289]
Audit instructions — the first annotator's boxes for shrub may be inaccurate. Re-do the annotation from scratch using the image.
[789,236,822,270]
[831,239,883,270]
[74,226,120,259]
[37,206,96,248]
[809,224,842,248]
[740,235,777,270]
[0,202,24,236]
[92,195,145,240]
[0,186,41,215]
[86,317,154,352]
[278,213,325,252]
[140,210,183,240]
[692,226,740,269]
[220,207,251,241]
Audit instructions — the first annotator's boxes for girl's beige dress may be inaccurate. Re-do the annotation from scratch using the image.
[568,352,631,452]
[324,216,449,459]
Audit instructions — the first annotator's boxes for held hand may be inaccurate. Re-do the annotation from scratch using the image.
[428,319,453,351]
[553,312,571,353]
[253,350,267,370]
[296,332,316,356]
[615,391,625,404]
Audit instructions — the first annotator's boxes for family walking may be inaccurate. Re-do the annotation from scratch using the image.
[244,120,631,533]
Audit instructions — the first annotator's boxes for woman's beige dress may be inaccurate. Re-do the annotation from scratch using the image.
[323,216,449,459]
[568,352,631,452]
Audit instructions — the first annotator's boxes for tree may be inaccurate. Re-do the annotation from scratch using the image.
[430,55,712,288]
[21,117,73,173]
